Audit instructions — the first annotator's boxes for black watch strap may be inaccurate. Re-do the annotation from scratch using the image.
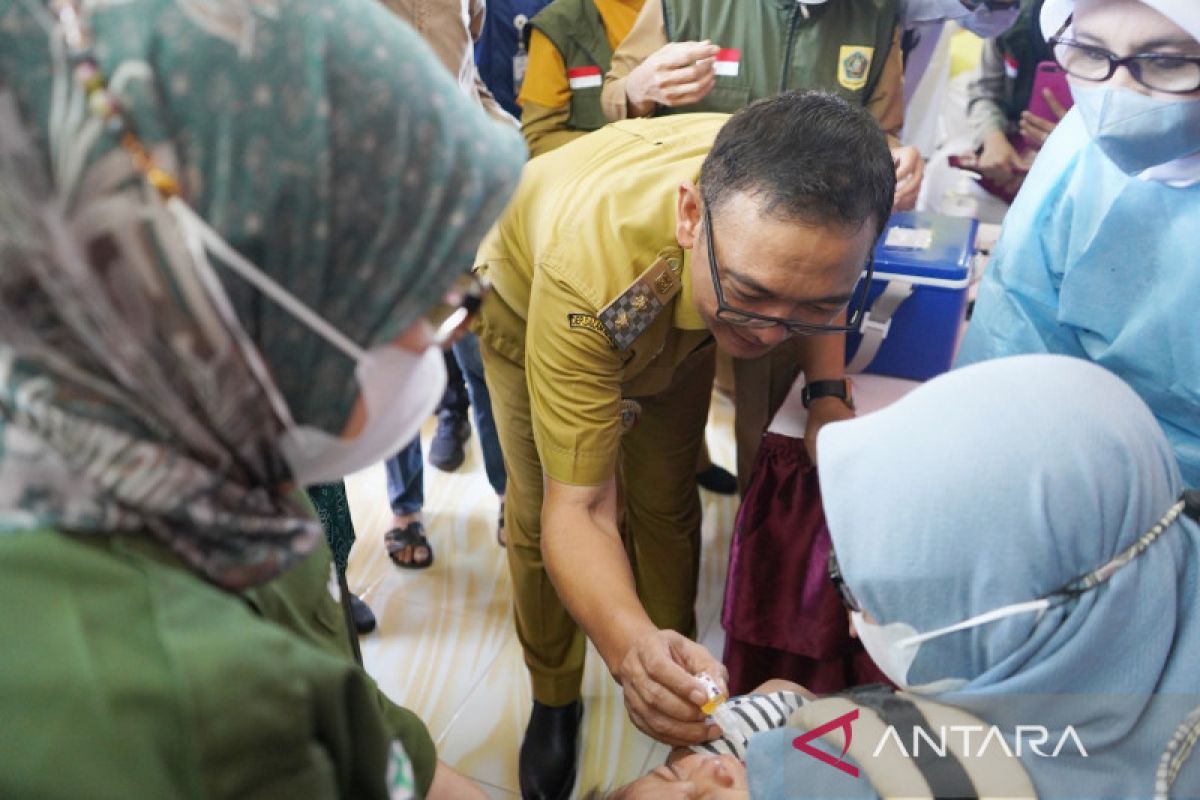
[801,379,854,410]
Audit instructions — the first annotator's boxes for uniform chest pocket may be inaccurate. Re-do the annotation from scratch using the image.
[690,82,751,114]
[567,84,608,131]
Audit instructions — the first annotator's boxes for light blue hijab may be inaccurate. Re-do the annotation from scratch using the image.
[747,355,1200,797]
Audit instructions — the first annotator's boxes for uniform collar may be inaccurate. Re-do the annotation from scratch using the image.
[673,248,708,331]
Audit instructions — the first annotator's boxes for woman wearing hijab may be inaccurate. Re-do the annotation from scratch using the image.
[956,0,1200,487]
[745,355,1200,796]
[586,355,1200,797]
[0,0,524,796]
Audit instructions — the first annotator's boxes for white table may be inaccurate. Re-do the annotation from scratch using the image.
[766,373,922,437]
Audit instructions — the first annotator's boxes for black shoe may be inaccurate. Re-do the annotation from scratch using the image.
[428,411,471,472]
[348,593,377,634]
[697,463,738,495]
[519,699,583,800]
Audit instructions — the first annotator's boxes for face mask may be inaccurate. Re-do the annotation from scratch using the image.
[851,600,1047,695]
[1072,84,1200,176]
[278,345,445,486]
[848,492,1196,694]
[171,200,447,486]
[904,1,1017,38]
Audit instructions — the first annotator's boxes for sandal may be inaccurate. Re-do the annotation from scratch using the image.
[385,522,434,570]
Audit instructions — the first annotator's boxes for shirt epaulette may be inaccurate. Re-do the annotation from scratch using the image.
[596,250,683,351]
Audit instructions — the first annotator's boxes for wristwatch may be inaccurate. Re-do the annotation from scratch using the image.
[801,379,855,411]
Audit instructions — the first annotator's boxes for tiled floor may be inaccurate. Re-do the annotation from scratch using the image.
[344,392,739,798]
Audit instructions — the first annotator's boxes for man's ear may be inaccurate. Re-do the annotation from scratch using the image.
[675,181,703,250]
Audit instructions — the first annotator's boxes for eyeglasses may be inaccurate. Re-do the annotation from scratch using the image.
[1049,36,1200,95]
[826,548,861,614]
[703,205,875,336]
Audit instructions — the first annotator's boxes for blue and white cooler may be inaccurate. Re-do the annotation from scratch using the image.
[845,211,978,381]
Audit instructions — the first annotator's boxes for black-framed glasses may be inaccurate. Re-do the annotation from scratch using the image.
[703,205,875,336]
[1048,35,1200,95]
[826,548,861,614]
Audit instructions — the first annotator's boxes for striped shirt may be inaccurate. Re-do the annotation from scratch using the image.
[691,691,806,760]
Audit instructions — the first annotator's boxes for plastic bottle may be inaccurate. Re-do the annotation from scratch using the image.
[696,672,746,747]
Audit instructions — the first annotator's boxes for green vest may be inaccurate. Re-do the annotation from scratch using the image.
[527,0,612,131]
[661,0,897,113]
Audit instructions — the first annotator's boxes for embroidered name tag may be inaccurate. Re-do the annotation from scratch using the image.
[568,312,617,348]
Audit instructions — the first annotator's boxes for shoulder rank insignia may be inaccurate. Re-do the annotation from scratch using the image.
[596,253,683,351]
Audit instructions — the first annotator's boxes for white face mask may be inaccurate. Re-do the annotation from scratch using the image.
[847,493,1193,694]
[170,200,447,486]
[850,600,1049,695]
[278,345,445,486]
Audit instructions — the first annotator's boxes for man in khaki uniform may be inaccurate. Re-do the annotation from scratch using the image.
[473,92,896,800]
[599,0,924,488]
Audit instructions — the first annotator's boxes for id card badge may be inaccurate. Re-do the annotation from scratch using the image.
[513,13,529,94]
[513,49,529,93]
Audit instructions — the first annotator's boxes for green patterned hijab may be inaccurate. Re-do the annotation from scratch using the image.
[0,0,524,588]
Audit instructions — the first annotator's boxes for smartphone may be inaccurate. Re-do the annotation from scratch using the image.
[1026,61,1073,121]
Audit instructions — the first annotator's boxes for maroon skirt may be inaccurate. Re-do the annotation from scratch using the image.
[721,432,888,695]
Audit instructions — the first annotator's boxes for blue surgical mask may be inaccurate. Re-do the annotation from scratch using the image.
[1072,84,1200,176]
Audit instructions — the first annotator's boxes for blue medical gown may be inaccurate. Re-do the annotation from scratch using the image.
[957,110,1200,487]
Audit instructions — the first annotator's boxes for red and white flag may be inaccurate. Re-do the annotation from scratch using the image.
[1003,54,1019,79]
[714,48,740,77]
[568,65,602,89]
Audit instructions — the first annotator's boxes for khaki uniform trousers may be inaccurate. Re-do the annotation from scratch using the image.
[481,339,716,706]
[732,340,805,493]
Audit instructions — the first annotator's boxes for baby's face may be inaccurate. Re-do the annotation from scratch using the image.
[617,752,749,799]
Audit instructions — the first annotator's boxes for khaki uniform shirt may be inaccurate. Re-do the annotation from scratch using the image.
[473,115,727,485]
[599,0,904,145]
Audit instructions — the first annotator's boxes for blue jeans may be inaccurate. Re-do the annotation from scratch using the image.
[384,334,506,516]
[386,438,424,517]
[453,333,506,497]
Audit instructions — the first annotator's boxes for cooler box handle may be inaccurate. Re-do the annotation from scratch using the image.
[846,280,914,374]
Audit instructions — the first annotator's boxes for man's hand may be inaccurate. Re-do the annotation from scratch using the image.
[616,629,726,746]
[891,145,924,211]
[803,393,856,462]
[1019,89,1066,148]
[624,41,720,117]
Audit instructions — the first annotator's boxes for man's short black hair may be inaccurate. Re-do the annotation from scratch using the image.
[699,91,896,239]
